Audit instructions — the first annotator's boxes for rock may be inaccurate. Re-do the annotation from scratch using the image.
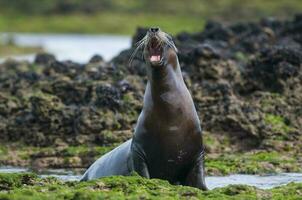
[89,54,104,63]
[197,21,234,42]
[193,44,221,59]
[245,46,302,93]
[0,14,302,161]
[34,53,56,65]
[95,84,121,110]
[74,106,104,135]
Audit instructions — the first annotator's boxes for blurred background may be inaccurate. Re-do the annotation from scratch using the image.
[0,0,302,62]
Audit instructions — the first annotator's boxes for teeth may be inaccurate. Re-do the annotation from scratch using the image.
[150,55,161,62]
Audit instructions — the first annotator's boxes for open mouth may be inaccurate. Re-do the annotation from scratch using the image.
[148,37,163,63]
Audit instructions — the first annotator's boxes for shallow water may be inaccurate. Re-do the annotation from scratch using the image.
[206,173,302,189]
[0,33,131,63]
[1,166,302,190]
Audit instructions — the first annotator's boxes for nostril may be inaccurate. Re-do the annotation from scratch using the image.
[150,27,159,33]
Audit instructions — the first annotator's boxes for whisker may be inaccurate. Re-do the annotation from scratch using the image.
[134,35,148,46]
[155,35,163,48]
[129,30,178,66]
[158,32,178,53]
[129,41,145,66]
[164,37,178,52]
[163,33,178,52]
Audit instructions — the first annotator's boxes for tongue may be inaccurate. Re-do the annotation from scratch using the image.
[150,55,161,62]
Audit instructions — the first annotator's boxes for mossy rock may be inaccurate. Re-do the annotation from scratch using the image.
[0,173,302,199]
[0,173,37,190]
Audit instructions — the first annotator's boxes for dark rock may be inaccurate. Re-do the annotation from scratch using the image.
[95,84,121,110]
[89,54,104,63]
[194,44,221,59]
[245,46,302,93]
[44,60,84,77]
[49,80,93,105]
[176,32,192,42]
[196,21,234,42]
[34,53,56,65]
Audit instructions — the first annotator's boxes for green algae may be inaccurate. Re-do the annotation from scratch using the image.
[0,144,119,168]
[264,114,293,134]
[62,145,117,157]
[271,183,302,200]
[206,151,301,175]
[0,146,8,157]
[0,173,37,190]
[260,93,285,110]
[0,173,301,200]
[1,143,301,175]
[0,43,41,56]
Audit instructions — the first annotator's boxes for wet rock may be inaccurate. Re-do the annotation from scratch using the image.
[74,106,104,135]
[193,44,221,59]
[0,92,19,117]
[48,80,93,105]
[89,54,104,63]
[96,130,132,145]
[196,21,234,42]
[245,46,302,93]
[117,79,133,93]
[34,53,56,65]
[43,60,84,78]
[95,84,121,110]
[30,95,63,121]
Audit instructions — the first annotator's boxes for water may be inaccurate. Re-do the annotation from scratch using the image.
[0,33,131,63]
[0,166,302,190]
[206,173,302,189]
[0,166,82,182]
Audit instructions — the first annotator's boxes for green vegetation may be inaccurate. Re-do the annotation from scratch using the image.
[0,0,302,34]
[0,173,37,190]
[0,44,41,56]
[62,145,117,157]
[0,35,42,56]
[1,144,301,176]
[0,144,117,168]
[0,173,301,199]
[206,151,300,175]
[0,13,205,35]
[260,93,286,110]
[264,114,294,134]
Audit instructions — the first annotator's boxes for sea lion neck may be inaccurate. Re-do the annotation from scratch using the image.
[146,62,183,95]
[142,59,188,114]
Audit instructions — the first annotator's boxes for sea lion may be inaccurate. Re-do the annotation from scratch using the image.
[81,27,207,190]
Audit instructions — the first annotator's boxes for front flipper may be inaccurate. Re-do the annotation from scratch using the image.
[185,151,208,190]
[131,144,150,178]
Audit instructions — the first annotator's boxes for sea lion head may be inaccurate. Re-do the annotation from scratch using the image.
[131,27,178,68]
